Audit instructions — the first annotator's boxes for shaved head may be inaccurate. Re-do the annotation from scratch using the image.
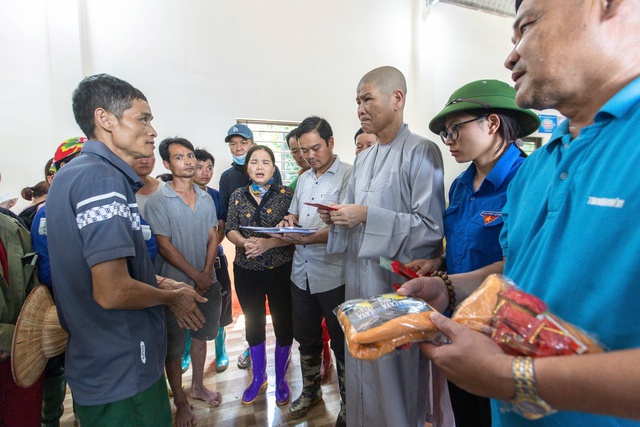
[356,66,407,143]
[358,66,407,97]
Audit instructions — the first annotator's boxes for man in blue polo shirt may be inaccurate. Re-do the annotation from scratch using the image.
[400,0,640,425]
[46,74,207,427]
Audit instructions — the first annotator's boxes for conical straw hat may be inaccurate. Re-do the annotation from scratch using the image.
[42,306,67,358]
[11,285,68,388]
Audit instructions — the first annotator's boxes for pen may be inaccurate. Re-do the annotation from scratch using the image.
[286,217,302,228]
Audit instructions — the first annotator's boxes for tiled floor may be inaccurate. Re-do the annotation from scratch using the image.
[59,315,341,427]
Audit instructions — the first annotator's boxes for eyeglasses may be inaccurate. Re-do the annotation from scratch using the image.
[228,139,251,148]
[439,115,488,144]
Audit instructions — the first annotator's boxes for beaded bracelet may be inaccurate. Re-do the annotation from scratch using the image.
[431,270,456,314]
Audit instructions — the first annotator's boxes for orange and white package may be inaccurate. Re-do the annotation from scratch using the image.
[335,294,449,360]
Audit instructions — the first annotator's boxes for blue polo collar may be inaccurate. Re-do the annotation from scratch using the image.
[547,75,640,149]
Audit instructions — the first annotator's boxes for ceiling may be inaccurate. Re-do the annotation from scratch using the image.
[435,0,516,17]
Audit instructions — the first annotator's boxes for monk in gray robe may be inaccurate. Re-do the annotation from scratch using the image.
[322,66,449,426]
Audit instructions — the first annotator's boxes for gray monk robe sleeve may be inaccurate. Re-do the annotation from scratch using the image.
[327,123,445,267]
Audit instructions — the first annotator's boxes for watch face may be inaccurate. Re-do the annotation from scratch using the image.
[512,397,556,420]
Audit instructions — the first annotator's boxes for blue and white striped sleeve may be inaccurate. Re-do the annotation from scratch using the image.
[74,177,138,268]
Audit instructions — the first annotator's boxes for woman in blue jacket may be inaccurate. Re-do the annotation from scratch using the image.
[407,79,540,427]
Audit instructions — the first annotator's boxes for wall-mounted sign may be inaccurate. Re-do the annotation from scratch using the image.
[538,115,558,134]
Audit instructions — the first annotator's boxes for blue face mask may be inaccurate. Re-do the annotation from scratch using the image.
[232,153,247,165]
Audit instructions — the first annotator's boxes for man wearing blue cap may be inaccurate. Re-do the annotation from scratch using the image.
[218,123,283,368]
[219,124,283,227]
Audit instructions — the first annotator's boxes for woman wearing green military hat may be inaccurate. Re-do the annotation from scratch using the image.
[405,79,540,427]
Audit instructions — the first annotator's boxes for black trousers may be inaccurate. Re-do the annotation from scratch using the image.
[291,280,345,363]
[234,262,293,347]
[448,380,491,427]
[215,253,233,327]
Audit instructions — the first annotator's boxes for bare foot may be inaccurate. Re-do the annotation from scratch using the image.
[190,385,223,407]
[174,400,197,427]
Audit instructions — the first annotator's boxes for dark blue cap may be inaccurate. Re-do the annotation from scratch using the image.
[224,124,253,142]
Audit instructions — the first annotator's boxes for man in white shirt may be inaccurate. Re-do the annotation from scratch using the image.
[277,116,352,426]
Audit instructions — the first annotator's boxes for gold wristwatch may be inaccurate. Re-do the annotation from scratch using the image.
[511,356,556,420]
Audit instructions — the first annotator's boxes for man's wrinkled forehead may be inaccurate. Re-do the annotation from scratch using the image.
[357,80,372,94]
[356,81,382,100]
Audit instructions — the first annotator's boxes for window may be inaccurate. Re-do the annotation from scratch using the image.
[521,136,542,156]
[236,119,300,185]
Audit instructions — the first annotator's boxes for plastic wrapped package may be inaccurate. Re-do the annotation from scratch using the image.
[336,275,603,361]
[452,274,605,420]
[335,275,604,419]
[335,294,450,360]
[452,274,604,357]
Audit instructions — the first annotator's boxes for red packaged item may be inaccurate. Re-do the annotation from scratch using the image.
[452,275,606,420]
[379,256,419,281]
[452,274,604,356]
[500,287,548,314]
[493,303,546,354]
[492,322,538,356]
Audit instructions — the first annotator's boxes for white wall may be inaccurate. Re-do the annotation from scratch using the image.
[1,0,542,213]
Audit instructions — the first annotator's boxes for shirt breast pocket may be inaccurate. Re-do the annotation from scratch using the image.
[469,210,504,251]
[321,189,340,205]
[444,204,460,241]
[470,211,504,229]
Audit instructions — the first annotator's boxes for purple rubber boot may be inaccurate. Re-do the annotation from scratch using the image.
[242,342,267,404]
[275,343,292,406]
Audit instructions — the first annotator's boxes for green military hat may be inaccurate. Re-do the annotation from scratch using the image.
[429,79,540,138]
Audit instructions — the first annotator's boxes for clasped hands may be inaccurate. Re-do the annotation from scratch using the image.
[244,236,272,258]
[159,277,207,331]
[192,269,215,295]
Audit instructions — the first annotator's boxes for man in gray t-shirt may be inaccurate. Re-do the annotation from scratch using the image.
[146,137,222,426]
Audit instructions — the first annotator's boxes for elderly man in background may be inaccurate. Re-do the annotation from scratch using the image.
[354,127,377,156]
